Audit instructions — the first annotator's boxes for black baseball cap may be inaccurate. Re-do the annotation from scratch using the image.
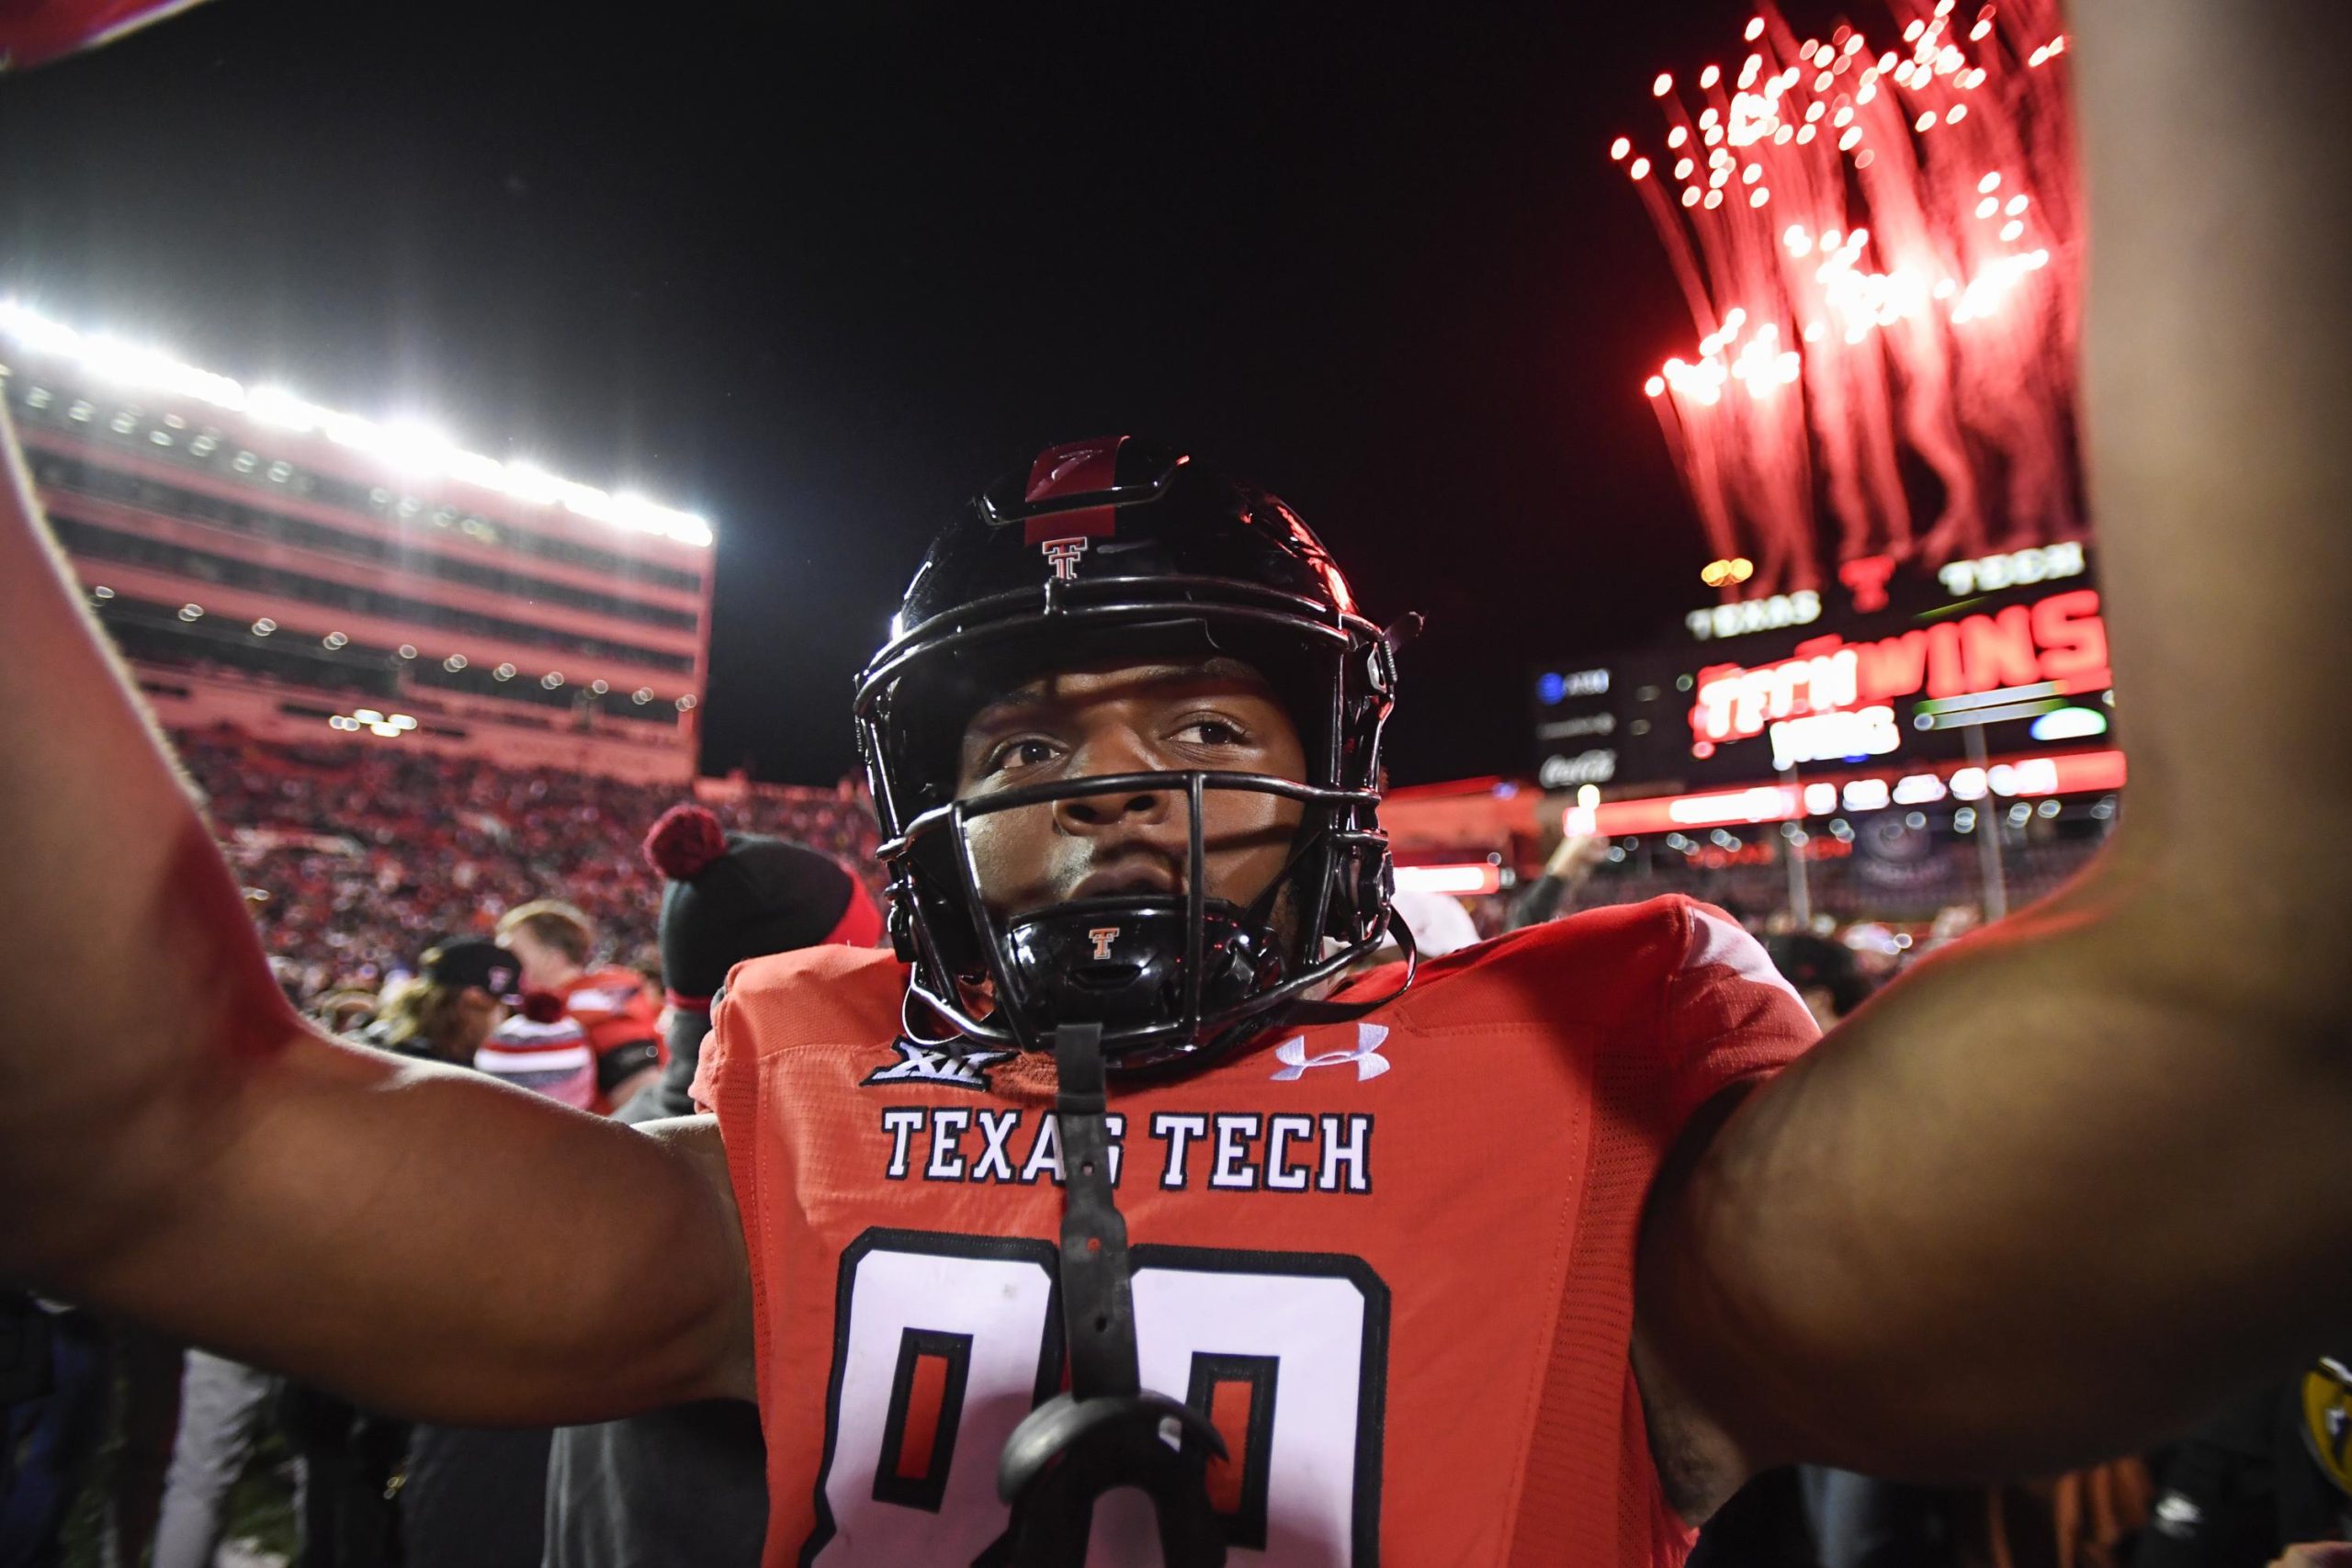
[422,940,524,1003]
[1761,932,1871,1019]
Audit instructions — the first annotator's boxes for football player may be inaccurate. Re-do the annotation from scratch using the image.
[1,1,2348,1564]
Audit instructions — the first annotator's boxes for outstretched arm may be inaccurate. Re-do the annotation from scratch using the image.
[0,426,752,1423]
[1636,0,2352,1511]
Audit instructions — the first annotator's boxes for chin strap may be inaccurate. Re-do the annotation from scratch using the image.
[1051,1021,1143,1398]
[994,1022,1228,1568]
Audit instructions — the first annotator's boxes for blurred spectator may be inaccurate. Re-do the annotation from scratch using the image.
[1507,831,1610,930]
[311,988,379,1036]
[1761,932,1873,1032]
[363,940,521,1065]
[151,1352,277,1568]
[1381,887,1483,961]
[386,941,543,1568]
[0,1294,107,1568]
[626,804,881,1123]
[543,807,881,1568]
[621,941,664,1010]
[277,1379,404,1568]
[403,1394,556,1560]
[2136,1359,2352,1566]
[1838,922,1910,988]
[1,1312,178,1568]
[153,962,509,1568]
[475,992,602,1110]
[1688,930,1886,1568]
[1752,928,1912,1568]
[494,902,662,1113]
[1928,902,1985,953]
[130,729,885,1559]
[1749,932,2151,1568]
[1788,1463,2152,1568]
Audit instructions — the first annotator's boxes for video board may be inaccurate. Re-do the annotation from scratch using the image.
[1532,543,2112,794]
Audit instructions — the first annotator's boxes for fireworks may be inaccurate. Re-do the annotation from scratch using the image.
[1615,0,2080,596]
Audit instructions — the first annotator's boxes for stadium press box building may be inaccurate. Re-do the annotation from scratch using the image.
[0,301,714,784]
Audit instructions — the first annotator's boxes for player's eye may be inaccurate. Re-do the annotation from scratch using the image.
[1173,715,1249,750]
[987,736,1059,773]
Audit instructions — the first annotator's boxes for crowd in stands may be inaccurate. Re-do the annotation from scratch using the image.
[1454,810,2110,969]
[172,725,886,1005]
[174,718,2107,1049]
[23,726,2244,1568]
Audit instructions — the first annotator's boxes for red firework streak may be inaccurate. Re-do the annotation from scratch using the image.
[0,0,210,70]
[1612,0,2082,598]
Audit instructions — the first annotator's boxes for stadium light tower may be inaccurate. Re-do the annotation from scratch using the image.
[0,298,718,784]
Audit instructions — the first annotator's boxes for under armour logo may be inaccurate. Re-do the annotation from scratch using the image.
[1088,926,1120,961]
[1271,1022,1391,1082]
[861,1040,1014,1091]
[1042,537,1089,581]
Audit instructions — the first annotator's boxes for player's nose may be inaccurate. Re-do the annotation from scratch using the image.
[1053,724,1177,832]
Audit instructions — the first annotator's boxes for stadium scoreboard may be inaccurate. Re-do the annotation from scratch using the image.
[1532,543,2112,796]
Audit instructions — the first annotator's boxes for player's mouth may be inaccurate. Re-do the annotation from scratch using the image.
[1067,862,1184,901]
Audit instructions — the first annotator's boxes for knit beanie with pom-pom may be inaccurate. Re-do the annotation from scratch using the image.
[641,803,883,1007]
[630,805,881,1123]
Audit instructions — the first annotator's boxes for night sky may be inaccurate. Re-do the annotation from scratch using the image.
[0,0,1774,786]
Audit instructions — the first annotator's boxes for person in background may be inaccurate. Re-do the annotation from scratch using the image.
[275,1373,406,1568]
[623,941,664,1013]
[1374,886,1483,964]
[2135,1357,2352,1567]
[1925,903,1984,953]
[96,1325,182,1568]
[495,900,664,1113]
[473,993,602,1110]
[543,804,879,1568]
[149,1349,277,1568]
[1762,929,2149,1568]
[1838,923,1910,990]
[311,988,379,1038]
[1760,932,1874,1034]
[2273,1547,2352,1567]
[624,805,880,1127]
[1507,829,1609,929]
[159,955,511,1568]
[0,1292,107,1568]
[363,940,519,1065]
[1684,935,1896,1568]
[315,942,520,1568]
[390,936,548,1568]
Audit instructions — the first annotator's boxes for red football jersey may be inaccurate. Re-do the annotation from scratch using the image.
[696,896,1817,1567]
[560,966,665,1113]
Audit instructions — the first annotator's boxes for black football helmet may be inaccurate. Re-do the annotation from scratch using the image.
[854,436,1417,1070]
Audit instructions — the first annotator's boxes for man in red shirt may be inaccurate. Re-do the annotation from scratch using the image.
[496,900,665,1115]
[1,5,2348,1565]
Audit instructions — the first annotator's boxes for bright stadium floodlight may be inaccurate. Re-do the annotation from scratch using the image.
[0,299,79,358]
[0,296,715,547]
[368,422,458,473]
[244,386,323,433]
[496,462,566,507]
